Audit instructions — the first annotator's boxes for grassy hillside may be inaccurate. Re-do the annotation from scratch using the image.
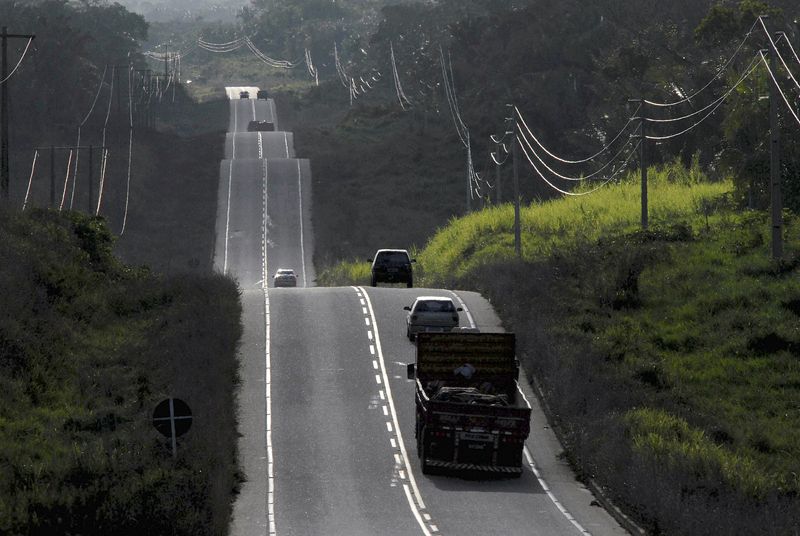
[0,210,241,535]
[318,168,800,533]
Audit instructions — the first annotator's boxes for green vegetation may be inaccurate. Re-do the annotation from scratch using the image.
[317,161,800,532]
[318,163,730,284]
[0,210,242,535]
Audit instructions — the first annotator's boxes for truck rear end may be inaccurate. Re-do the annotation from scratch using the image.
[408,332,531,476]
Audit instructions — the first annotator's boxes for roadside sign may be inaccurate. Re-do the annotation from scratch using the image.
[153,398,192,457]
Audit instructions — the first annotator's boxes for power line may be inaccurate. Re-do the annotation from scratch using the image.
[759,18,800,92]
[0,36,33,85]
[646,55,761,124]
[517,133,641,196]
[2,28,36,200]
[760,49,800,126]
[22,149,38,210]
[517,119,641,181]
[780,33,800,67]
[644,19,759,108]
[59,150,74,211]
[390,42,412,110]
[514,105,640,164]
[646,54,763,140]
[121,64,134,235]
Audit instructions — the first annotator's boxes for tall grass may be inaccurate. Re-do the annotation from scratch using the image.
[418,165,731,282]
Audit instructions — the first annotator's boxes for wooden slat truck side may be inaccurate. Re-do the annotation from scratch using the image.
[406,332,532,476]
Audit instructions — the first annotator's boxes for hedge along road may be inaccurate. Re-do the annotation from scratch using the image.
[218,88,628,535]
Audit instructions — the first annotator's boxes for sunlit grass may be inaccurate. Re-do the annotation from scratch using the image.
[625,408,782,497]
[418,166,731,283]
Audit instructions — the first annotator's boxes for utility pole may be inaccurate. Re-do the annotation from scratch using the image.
[509,104,521,257]
[33,144,104,212]
[1,27,35,202]
[629,98,648,229]
[87,145,93,213]
[115,65,121,115]
[50,145,55,207]
[466,135,472,213]
[768,41,783,259]
[495,156,502,204]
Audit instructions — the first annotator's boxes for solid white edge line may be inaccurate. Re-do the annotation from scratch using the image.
[233,99,238,152]
[449,291,591,535]
[524,447,591,535]
[223,159,233,275]
[262,157,276,535]
[284,132,290,158]
[447,290,475,329]
[297,159,307,287]
[356,287,431,518]
[402,484,431,536]
[252,97,257,121]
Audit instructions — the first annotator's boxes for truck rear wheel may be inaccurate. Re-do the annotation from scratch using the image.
[419,427,435,475]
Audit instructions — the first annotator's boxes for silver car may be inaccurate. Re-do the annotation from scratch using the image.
[404,296,462,341]
[273,269,297,287]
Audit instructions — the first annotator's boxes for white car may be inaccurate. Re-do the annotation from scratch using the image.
[404,296,462,341]
[273,269,297,287]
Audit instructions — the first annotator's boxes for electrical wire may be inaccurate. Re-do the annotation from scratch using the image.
[199,36,244,47]
[440,46,469,145]
[518,135,641,196]
[760,50,800,126]
[440,46,469,147]
[390,42,412,110]
[100,65,115,153]
[0,37,33,85]
[781,33,800,68]
[645,19,758,107]
[647,54,761,123]
[517,121,641,181]
[647,54,762,140]
[95,65,117,216]
[515,105,640,164]
[22,150,38,210]
[95,148,109,216]
[121,65,134,236]
[334,42,350,88]
[70,65,109,210]
[58,149,77,212]
[760,18,800,93]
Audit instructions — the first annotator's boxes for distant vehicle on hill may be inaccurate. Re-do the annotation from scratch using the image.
[273,269,297,287]
[239,90,250,99]
[370,249,414,287]
[247,120,275,132]
[257,89,269,99]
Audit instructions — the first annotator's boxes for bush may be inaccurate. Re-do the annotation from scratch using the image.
[0,210,242,536]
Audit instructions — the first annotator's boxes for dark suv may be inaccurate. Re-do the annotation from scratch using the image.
[370,249,415,287]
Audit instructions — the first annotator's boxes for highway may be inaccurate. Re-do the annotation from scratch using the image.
[217,87,629,536]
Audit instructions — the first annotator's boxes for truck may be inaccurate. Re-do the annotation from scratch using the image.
[406,332,532,476]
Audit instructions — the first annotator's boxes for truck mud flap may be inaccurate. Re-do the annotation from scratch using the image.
[423,459,523,474]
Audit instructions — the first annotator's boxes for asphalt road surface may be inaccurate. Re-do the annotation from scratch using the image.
[218,87,628,536]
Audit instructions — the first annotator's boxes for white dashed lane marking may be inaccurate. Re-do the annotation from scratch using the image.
[351,286,436,536]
